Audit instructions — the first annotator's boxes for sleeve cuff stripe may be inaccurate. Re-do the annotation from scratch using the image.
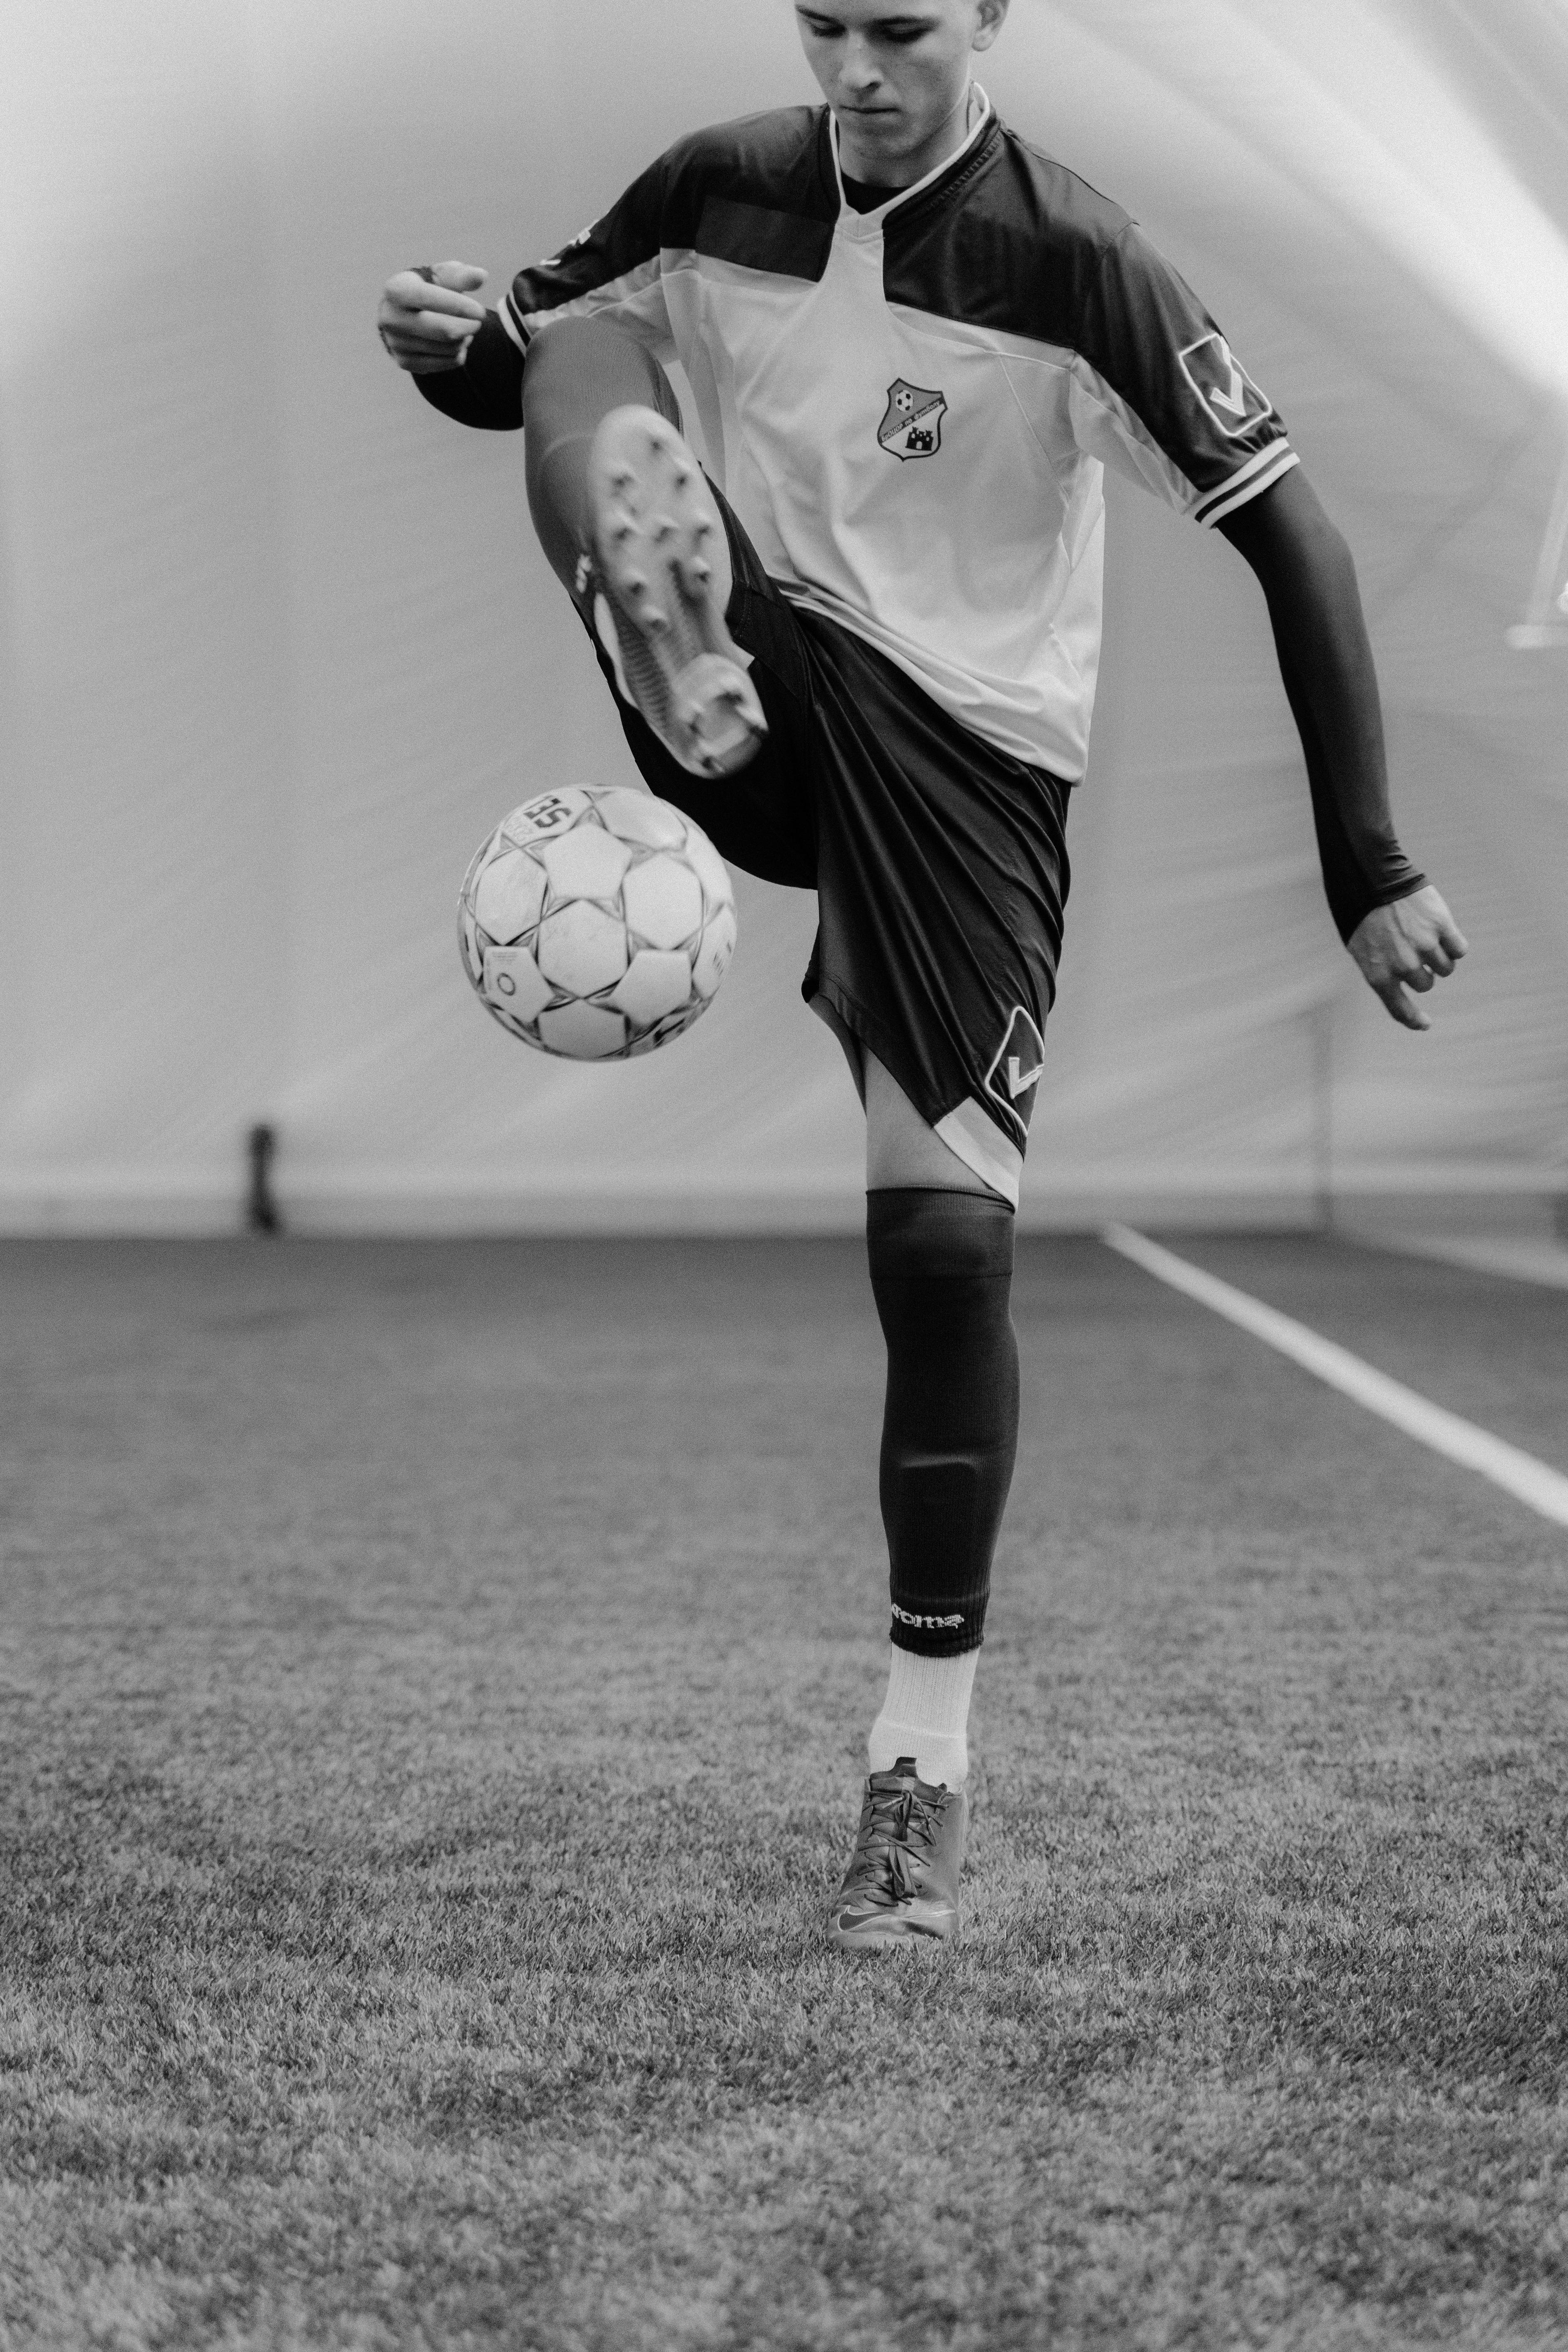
[499,294,530,352]
[1197,447,1300,528]
[1192,437,1291,515]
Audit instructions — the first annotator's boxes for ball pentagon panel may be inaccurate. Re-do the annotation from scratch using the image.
[622,853,704,951]
[536,1000,628,1059]
[534,899,630,996]
[472,847,548,946]
[589,785,688,850]
[611,948,696,1027]
[536,823,634,904]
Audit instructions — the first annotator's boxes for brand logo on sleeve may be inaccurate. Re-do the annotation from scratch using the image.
[1178,334,1275,439]
[538,222,598,270]
[878,379,947,461]
[983,1006,1047,1137]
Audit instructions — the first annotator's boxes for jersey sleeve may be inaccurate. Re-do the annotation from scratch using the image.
[497,154,675,362]
[414,155,677,433]
[414,311,526,430]
[1068,223,1299,528]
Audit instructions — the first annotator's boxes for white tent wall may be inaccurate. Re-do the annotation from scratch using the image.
[1,0,1563,1234]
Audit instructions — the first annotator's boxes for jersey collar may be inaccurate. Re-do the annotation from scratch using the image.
[829,84,994,239]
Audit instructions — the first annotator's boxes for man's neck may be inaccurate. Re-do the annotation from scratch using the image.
[835,81,980,192]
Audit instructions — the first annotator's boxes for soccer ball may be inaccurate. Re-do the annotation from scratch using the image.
[457,784,738,1059]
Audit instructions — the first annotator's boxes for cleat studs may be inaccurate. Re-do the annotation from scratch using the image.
[693,517,713,538]
[612,520,633,541]
[653,519,674,543]
[611,466,634,489]
[691,561,712,585]
[645,609,669,633]
[624,573,646,594]
[674,464,692,485]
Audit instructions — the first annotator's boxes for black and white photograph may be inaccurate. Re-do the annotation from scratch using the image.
[3,0,1566,2343]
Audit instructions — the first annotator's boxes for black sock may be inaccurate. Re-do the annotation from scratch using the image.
[866,1187,1019,1658]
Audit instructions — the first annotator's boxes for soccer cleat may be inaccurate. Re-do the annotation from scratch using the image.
[584,405,767,779]
[828,1756,968,1951]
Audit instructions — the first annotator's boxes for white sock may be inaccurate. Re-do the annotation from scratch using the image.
[867,1644,979,1792]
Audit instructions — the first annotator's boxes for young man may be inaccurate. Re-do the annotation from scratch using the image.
[378,0,1466,1951]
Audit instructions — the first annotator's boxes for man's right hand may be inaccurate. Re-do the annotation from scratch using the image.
[377,262,488,374]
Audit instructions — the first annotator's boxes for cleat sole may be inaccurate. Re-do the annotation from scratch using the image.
[584,406,767,779]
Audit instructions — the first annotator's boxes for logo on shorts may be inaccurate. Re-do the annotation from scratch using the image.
[878,379,947,461]
[1178,334,1275,439]
[983,1006,1047,1138]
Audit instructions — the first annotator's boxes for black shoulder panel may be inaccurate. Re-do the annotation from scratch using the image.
[694,196,835,283]
[510,151,667,324]
[881,121,1132,349]
[663,107,837,235]
[511,107,835,322]
[669,108,837,281]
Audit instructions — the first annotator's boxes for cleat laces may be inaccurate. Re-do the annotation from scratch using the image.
[840,1779,947,1915]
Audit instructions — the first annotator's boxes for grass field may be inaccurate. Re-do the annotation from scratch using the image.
[3,1233,1566,2350]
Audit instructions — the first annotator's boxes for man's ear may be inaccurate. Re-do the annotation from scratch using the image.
[972,0,1010,54]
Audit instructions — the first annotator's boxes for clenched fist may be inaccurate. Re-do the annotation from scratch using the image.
[377,261,488,374]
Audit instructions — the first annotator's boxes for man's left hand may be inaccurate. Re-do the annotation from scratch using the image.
[1349,885,1468,1031]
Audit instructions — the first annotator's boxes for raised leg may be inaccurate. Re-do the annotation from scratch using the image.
[523,320,764,775]
[522,319,715,594]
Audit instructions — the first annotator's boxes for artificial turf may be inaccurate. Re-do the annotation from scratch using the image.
[2,1235,1566,2350]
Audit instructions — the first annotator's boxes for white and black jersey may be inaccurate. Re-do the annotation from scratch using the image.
[469,95,1296,780]
[414,96,1425,1198]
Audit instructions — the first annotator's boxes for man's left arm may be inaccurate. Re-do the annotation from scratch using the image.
[1217,466,1467,1030]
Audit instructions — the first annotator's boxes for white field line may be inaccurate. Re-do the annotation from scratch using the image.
[1102,1224,1568,1531]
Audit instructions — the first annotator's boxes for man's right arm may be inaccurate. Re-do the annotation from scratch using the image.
[414,312,525,430]
[376,262,524,430]
[378,150,676,432]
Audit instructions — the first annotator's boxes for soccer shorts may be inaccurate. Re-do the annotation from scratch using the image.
[574,481,1070,1209]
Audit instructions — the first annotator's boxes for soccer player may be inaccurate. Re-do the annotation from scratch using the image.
[378,0,1466,1950]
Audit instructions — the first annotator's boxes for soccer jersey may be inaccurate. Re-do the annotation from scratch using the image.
[493,95,1297,781]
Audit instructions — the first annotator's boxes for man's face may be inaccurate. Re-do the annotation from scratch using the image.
[794,1,1007,169]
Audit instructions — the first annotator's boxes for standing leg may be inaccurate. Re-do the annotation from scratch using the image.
[785,598,1063,1953]
[862,1056,1017,1794]
[828,1052,1020,1952]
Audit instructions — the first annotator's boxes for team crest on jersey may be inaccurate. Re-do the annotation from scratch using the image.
[878,379,947,461]
[1178,334,1275,439]
[983,1006,1047,1137]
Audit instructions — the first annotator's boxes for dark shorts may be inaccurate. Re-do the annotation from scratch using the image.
[577,491,1071,1206]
